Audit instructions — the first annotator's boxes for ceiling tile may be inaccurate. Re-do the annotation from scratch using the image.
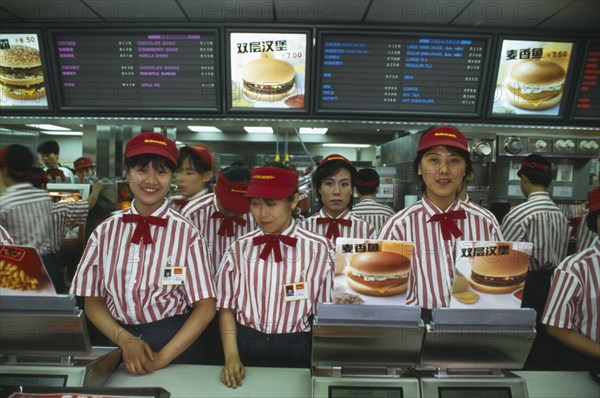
[537,0,600,30]
[180,0,273,22]
[366,0,463,24]
[1,0,102,21]
[275,0,369,23]
[95,0,186,21]
[453,0,570,28]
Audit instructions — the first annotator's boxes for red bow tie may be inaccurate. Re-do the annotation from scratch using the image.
[428,210,466,240]
[122,214,168,244]
[172,198,189,210]
[316,217,352,240]
[212,211,247,237]
[252,234,297,262]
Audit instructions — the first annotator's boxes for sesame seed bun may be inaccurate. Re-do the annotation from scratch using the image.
[0,45,45,100]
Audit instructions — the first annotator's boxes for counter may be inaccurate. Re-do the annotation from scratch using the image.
[104,365,599,398]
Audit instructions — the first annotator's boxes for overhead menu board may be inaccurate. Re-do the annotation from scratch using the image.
[571,40,600,121]
[316,32,489,117]
[51,30,219,111]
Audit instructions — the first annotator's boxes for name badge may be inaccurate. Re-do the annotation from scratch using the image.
[283,281,308,301]
[162,266,186,285]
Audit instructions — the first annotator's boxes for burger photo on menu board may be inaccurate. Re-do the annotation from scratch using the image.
[0,45,45,101]
[450,241,532,309]
[241,55,296,102]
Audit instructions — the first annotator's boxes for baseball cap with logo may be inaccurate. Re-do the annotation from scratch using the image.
[125,132,178,165]
[215,170,250,213]
[73,157,93,171]
[245,166,298,199]
[188,144,213,171]
[317,154,356,172]
[416,126,469,154]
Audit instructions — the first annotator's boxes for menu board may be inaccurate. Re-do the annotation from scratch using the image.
[52,30,219,110]
[316,32,488,116]
[491,39,575,118]
[571,40,600,121]
[0,33,49,109]
[228,30,309,112]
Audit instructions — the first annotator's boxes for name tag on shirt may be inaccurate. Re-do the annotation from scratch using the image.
[283,282,308,301]
[162,266,186,285]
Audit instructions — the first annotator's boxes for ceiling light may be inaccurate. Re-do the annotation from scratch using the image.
[26,124,71,131]
[322,143,371,148]
[187,126,222,133]
[299,128,328,135]
[244,126,274,134]
[40,131,83,136]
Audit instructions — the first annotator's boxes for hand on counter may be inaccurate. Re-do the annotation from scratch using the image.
[221,357,245,388]
[121,337,155,375]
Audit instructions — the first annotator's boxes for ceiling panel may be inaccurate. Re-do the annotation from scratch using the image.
[452,0,570,28]
[0,0,103,21]
[95,0,187,21]
[366,0,464,25]
[537,0,600,29]
[274,0,370,23]
[179,0,274,22]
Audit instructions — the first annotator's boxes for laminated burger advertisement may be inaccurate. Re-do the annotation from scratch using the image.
[491,39,574,117]
[334,238,414,306]
[450,241,532,309]
[229,31,308,110]
[0,245,57,296]
[0,33,49,107]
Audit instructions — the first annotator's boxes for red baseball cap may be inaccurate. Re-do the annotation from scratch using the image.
[188,144,213,171]
[317,154,356,172]
[73,157,93,171]
[215,170,250,213]
[245,166,298,199]
[125,132,178,165]
[589,186,600,213]
[417,126,469,153]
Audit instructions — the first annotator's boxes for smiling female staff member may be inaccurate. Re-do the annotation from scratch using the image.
[70,133,216,375]
[378,126,503,310]
[300,154,375,245]
[170,144,214,213]
[217,163,334,388]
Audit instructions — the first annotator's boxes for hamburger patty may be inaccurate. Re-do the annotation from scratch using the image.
[243,80,294,95]
[0,65,43,79]
[470,271,527,287]
[347,272,407,288]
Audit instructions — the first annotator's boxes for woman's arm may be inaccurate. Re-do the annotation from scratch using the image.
[546,324,600,359]
[219,308,244,388]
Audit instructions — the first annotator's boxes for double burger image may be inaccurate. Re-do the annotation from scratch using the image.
[468,244,530,295]
[346,251,411,297]
[0,45,45,101]
[241,56,296,102]
[505,60,566,111]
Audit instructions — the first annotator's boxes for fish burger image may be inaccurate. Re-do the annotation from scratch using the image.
[0,45,45,101]
[505,60,565,111]
[241,57,296,102]
[347,251,410,297]
[469,246,529,294]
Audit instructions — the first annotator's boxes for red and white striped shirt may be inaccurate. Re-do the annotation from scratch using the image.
[181,193,256,271]
[299,208,376,246]
[576,209,597,252]
[0,224,14,244]
[378,196,503,309]
[0,183,54,255]
[51,201,89,252]
[70,199,216,325]
[169,188,209,213]
[352,198,396,234]
[542,239,600,343]
[501,192,571,271]
[216,222,334,334]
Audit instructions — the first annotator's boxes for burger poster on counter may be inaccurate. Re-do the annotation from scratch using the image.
[334,238,413,306]
[450,241,532,309]
[0,33,48,107]
[492,39,574,116]
[229,32,308,110]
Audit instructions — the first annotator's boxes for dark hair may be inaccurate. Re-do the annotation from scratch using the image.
[29,167,48,189]
[178,146,211,173]
[125,153,176,174]
[37,140,59,155]
[587,209,599,234]
[356,168,380,195]
[312,159,357,209]
[222,162,251,183]
[517,154,552,188]
[3,144,34,182]
[413,146,473,194]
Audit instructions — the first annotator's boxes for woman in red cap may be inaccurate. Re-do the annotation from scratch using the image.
[542,186,600,371]
[170,144,214,213]
[216,163,334,388]
[70,132,217,374]
[73,156,94,184]
[378,126,503,311]
[300,154,375,245]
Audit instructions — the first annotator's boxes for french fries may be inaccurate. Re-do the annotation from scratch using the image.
[0,259,39,290]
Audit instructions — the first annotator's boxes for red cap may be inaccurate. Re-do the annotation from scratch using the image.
[519,159,552,175]
[318,154,355,171]
[125,132,178,165]
[356,168,380,187]
[417,126,469,153]
[245,166,298,199]
[589,186,600,213]
[73,157,93,171]
[215,170,250,213]
[189,144,213,171]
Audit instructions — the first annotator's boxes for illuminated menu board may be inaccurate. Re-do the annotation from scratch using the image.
[52,31,219,111]
[572,40,600,121]
[316,32,488,116]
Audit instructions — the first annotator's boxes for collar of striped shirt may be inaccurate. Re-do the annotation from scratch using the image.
[421,194,462,217]
[319,208,351,219]
[127,198,170,219]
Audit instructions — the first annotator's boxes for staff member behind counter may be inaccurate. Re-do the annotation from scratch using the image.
[378,126,503,310]
[70,133,217,374]
[170,144,214,213]
[352,167,396,234]
[217,163,334,388]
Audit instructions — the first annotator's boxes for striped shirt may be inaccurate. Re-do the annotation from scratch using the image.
[542,239,600,343]
[501,192,571,271]
[169,188,209,213]
[0,183,54,255]
[299,208,376,246]
[576,209,597,252]
[51,201,89,252]
[70,199,216,325]
[216,222,334,334]
[378,195,503,309]
[181,193,256,271]
[0,224,14,244]
[352,198,396,234]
